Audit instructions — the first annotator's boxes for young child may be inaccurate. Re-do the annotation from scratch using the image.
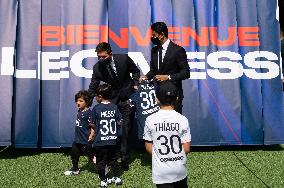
[143,81,191,188]
[64,90,95,176]
[128,79,160,140]
[92,84,122,187]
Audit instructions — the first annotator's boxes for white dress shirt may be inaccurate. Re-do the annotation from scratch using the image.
[158,39,170,70]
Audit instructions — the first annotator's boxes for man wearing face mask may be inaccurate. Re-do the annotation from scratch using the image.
[88,42,140,170]
[144,22,190,113]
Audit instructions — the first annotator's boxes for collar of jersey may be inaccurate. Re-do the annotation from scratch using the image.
[101,101,110,104]
[79,108,89,112]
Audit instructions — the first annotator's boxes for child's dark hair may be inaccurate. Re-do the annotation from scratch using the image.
[156,81,178,106]
[96,84,112,100]
[75,90,92,107]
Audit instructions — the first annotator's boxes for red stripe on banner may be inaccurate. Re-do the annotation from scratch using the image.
[201,80,242,144]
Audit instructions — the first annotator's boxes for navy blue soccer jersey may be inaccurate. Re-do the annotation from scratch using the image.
[129,80,160,139]
[92,102,121,146]
[74,108,92,144]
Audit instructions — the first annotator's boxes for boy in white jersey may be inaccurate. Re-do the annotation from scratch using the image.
[143,81,191,188]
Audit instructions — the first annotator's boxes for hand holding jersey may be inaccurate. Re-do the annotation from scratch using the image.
[128,79,160,139]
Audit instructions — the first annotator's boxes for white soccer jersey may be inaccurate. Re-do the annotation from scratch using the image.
[143,109,191,184]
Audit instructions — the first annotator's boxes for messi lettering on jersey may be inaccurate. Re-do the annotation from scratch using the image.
[92,103,120,146]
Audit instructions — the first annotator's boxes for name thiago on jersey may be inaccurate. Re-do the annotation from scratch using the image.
[155,122,180,132]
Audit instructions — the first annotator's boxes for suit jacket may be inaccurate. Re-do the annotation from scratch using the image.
[146,41,190,98]
[88,54,140,103]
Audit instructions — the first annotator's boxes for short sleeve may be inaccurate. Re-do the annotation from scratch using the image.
[143,118,153,142]
[180,117,191,143]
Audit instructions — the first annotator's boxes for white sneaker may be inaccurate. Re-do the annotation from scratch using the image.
[107,177,113,184]
[113,177,122,185]
[64,167,80,176]
[107,177,122,185]
[100,180,108,187]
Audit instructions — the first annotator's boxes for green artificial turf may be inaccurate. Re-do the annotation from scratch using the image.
[0,145,283,188]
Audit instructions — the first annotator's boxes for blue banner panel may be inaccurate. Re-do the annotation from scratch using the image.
[235,0,263,144]
[257,0,284,144]
[14,0,41,148]
[0,0,17,146]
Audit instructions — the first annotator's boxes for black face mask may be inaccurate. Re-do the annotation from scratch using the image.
[151,36,161,46]
[98,56,112,65]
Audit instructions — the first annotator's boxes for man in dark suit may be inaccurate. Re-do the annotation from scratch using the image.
[145,22,190,113]
[88,42,140,170]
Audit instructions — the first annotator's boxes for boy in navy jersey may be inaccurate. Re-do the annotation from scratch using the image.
[129,79,160,140]
[64,90,95,176]
[144,81,191,188]
[92,84,122,187]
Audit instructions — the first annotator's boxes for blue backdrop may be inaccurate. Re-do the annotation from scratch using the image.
[0,0,283,147]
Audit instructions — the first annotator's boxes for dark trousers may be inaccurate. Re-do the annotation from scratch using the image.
[156,177,188,188]
[96,145,120,181]
[117,100,132,164]
[71,142,93,169]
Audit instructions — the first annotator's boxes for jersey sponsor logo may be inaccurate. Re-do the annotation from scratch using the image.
[142,106,160,115]
[101,135,117,141]
[160,155,184,162]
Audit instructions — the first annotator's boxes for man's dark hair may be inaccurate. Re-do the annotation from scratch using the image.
[95,42,112,54]
[75,90,93,107]
[96,83,112,100]
[156,81,178,106]
[151,22,168,38]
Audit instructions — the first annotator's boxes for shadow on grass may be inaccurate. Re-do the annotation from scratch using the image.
[127,138,151,168]
[1,144,283,160]
[80,161,97,173]
[131,148,151,167]
[0,146,70,159]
